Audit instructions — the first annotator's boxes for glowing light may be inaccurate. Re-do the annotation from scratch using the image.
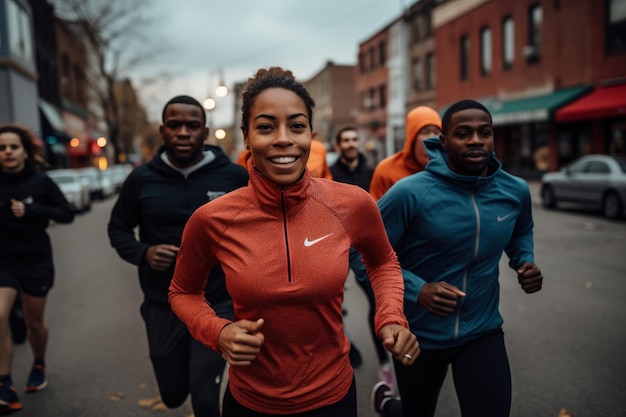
[96,137,107,147]
[203,98,216,111]
[97,157,108,170]
[70,138,80,147]
[214,129,226,140]
[215,85,228,97]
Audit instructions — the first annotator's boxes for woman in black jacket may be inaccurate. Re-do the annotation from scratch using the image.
[0,124,74,414]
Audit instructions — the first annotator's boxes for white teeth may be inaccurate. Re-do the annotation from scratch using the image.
[271,156,296,164]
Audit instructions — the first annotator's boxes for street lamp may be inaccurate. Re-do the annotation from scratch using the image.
[203,69,229,129]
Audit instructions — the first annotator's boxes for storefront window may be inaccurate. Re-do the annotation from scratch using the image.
[607,118,626,156]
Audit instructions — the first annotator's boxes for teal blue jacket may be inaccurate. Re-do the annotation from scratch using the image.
[377,137,535,349]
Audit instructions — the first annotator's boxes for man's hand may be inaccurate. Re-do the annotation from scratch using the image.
[145,244,179,271]
[380,324,420,365]
[517,262,543,293]
[218,319,265,366]
[418,282,465,317]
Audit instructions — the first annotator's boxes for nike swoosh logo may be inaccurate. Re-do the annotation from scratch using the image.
[497,214,511,222]
[304,233,333,247]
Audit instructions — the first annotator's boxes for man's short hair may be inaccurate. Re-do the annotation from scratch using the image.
[441,99,492,136]
[335,126,358,145]
[162,95,206,125]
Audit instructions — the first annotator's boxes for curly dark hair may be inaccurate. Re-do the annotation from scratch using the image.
[0,124,46,168]
[240,67,315,136]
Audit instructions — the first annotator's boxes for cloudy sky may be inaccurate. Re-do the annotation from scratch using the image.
[120,0,409,126]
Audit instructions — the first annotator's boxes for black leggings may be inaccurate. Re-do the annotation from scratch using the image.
[386,329,511,417]
[222,376,357,417]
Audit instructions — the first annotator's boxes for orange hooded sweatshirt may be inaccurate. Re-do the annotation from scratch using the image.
[169,168,407,414]
[369,106,442,201]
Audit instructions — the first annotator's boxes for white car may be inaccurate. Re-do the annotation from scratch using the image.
[47,169,91,213]
[76,167,115,200]
[540,154,626,220]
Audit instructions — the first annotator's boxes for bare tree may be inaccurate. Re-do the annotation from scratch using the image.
[51,0,166,162]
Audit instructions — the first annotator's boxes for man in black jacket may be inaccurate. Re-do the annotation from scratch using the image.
[107,95,248,416]
[330,126,374,191]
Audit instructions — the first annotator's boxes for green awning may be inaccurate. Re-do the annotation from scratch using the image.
[488,85,591,126]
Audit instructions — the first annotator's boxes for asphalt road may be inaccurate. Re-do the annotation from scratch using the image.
[10,182,626,417]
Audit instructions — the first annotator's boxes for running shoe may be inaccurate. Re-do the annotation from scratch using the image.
[0,382,22,414]
[377,361,395,390]
[371,381,393,414]
[24,365,47,393]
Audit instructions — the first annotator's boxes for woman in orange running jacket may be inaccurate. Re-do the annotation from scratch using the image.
[169,67,419,417]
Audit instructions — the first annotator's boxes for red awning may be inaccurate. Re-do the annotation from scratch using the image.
[556,84,626,122]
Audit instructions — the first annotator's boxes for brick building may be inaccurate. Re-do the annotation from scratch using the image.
[433,0,626,176]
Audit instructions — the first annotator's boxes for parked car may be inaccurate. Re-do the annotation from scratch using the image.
[76,166,115,200]
[103,164,132,193]
[540,154,626,220]
[46,169,91,213]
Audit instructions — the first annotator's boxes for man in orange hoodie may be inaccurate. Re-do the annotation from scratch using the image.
[369,106,442,201]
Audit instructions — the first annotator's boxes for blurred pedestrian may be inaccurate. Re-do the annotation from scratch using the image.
[369,106,441,201]
[107,95,248,416]
[371,100,543,417]
[169,67,419,417]
[0,124,75,414]
[329,127,392,382]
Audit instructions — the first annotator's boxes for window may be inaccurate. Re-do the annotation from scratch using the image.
[412,58,422,92]
[6,0,35,67]
[379,84,387,108]
[369,88,376,110]
[379,40,386,67]
[425,53,436,90]
[526,4,542,62]
[480,26,492,75]
[460,35,470,80]
[588,161,611,174]
[606,0,626,54]
[502,16,514,68]
[369,47,376,71]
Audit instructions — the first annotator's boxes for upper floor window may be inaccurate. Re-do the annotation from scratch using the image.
[425,53,436,90]
[6,0,35,67]
[379,40,386,66]
[525,4,542,62]
[480,26,492,75]
[412,58,422,92]
[606,0,626,54]
[379,84,387,108]
[369,47,376,71]
[460,35,470,81]
[502,16,515,69]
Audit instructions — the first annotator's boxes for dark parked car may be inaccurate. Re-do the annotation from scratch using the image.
[540,154,626,220]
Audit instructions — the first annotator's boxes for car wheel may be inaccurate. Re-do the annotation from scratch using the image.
[602,191,623,220]
[541,185,557,209]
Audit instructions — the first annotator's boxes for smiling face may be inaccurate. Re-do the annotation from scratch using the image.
[159,103,208,168]
[440,108,494,176]
[0,132,28,173]
[243,88,312,185]
[337,129,360,163]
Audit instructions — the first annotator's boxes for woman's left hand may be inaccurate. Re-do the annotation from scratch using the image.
[379,324,420,365]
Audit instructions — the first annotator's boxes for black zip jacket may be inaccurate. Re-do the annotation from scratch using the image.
[0,165,74,260]
[329,153,375,191]
[107,145,249,307]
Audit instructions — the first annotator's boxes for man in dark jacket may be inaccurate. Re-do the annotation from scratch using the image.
[330,126,374,191]
[107,95,248,417]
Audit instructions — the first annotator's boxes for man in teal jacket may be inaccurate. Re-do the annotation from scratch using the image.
[372,99,543,417]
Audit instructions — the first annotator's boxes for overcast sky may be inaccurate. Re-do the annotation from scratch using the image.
[123,0,409,126]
